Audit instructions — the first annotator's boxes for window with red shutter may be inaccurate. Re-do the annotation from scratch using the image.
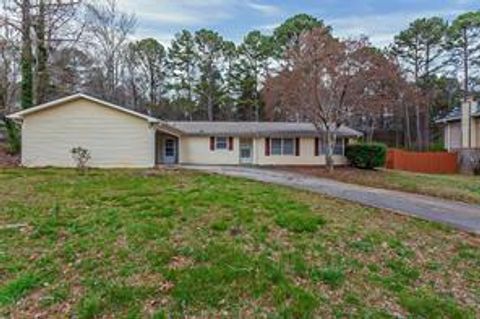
[315,137,319,156]
[210,137,215,151]
[295,138,300,156]
[229,137,234,151]
[265,138,270,156]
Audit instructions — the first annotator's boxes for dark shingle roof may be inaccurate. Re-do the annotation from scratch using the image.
[436,106,462,123]
[167,121,363,138]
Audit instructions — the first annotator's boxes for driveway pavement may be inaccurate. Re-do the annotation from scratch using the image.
[186,165,480,235]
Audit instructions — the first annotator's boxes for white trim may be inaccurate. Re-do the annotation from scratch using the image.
[6,93,160,123]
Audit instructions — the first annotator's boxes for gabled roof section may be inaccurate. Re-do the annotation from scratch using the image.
[6,93,160,123]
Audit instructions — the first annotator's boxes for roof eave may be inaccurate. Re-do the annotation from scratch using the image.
[435,117,461,124]
[6,93,161,123]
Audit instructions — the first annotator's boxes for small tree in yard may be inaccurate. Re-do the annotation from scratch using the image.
[71,147,91,172]
[264,27,401,171]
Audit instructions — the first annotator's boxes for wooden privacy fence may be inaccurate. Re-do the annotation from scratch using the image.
[386,149,458,174]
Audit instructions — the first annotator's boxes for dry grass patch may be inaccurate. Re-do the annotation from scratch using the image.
[280,166,480,204]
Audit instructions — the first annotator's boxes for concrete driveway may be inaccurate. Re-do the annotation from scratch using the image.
[186,165,480,235]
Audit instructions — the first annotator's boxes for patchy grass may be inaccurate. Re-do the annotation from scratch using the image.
[280,166,480,204]
[0,168,479,318]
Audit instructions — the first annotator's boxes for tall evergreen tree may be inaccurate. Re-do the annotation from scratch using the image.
[273,14,326,55]
[168,30,197,120]
[132,38,166,107]
[194,29,225,121]
[393,17,448,149]
[447,11,480,100]
[220,40,238,120]
[234,30,274,121]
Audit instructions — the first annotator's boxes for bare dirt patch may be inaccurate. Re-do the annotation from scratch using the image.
[0,143,19,167]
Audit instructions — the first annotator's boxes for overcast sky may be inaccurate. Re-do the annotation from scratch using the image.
[117,0,479,48]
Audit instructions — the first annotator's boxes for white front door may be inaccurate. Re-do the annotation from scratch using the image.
[164,138,177,165]
[240,138,253,164]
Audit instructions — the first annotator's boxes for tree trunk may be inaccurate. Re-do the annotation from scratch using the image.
[35,0,49,105]
[413,39,422,150]
[462,27,469,101]
[415,104,422,150]
[149,63,155,105]
[21,0,33,109]
[325,130,336,172]
[207,94,213,121]
[404,104,412,149]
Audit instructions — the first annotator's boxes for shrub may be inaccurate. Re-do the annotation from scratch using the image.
[345,143,387,169]
[4,119,21,155]
[428,142,447,152]
[71,147,91,172]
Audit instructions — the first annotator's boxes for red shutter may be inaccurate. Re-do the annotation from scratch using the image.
[229,137,234,151]
[314,137,319,156]
[295,138,300,156]
[265,138,270,156]
[210,137,215,151]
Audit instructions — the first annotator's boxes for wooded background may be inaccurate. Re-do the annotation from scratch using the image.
[0,0,479,150]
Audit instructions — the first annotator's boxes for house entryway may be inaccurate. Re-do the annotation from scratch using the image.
[239,138,253,165]
[156,132,179,165]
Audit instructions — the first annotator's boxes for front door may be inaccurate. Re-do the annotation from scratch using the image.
[164,138,177,165]
[239,138,253,164]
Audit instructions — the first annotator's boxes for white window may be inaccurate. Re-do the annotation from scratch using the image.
[271,138,282,155]
[216,137,228,150]
[318,137,345,155]
[333,138,345,155]
[283,138,295,155]
[271,138,295,156]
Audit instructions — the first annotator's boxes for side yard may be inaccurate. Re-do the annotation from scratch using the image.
[280,166,480,205]
[1,168,479,318]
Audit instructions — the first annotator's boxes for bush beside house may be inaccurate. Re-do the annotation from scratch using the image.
[345,143,387,169]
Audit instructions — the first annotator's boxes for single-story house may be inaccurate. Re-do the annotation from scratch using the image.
[437,97,480,151]
[7,93,362,168]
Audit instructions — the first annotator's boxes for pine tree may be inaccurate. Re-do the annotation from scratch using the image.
[167,30,197,120]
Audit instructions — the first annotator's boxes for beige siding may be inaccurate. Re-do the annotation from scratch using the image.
[473,118,480,148]
[254,137,347,166]
[21,99,155,168]
[178,136,348,166]
[446,122,462,150]
[179,136,240,165]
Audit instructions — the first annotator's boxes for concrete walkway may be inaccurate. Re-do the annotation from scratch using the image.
[186,165,480,235]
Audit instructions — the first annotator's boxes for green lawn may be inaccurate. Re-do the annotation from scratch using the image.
[1,168,479,318]
[281,167,480,204]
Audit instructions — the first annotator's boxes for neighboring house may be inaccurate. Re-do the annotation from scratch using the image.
[437,97,480,151]
[7,94,362,168]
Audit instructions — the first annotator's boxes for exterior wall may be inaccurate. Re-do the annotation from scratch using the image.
[21,99,155,168]
[179,136,240,165]
[473,118,480,148]
[178,136,348,166]
[254,137,347,166]
[445,122,462,150]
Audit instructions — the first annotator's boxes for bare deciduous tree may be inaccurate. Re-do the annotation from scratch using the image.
[85,0,136,101]
[265,28,401,171]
